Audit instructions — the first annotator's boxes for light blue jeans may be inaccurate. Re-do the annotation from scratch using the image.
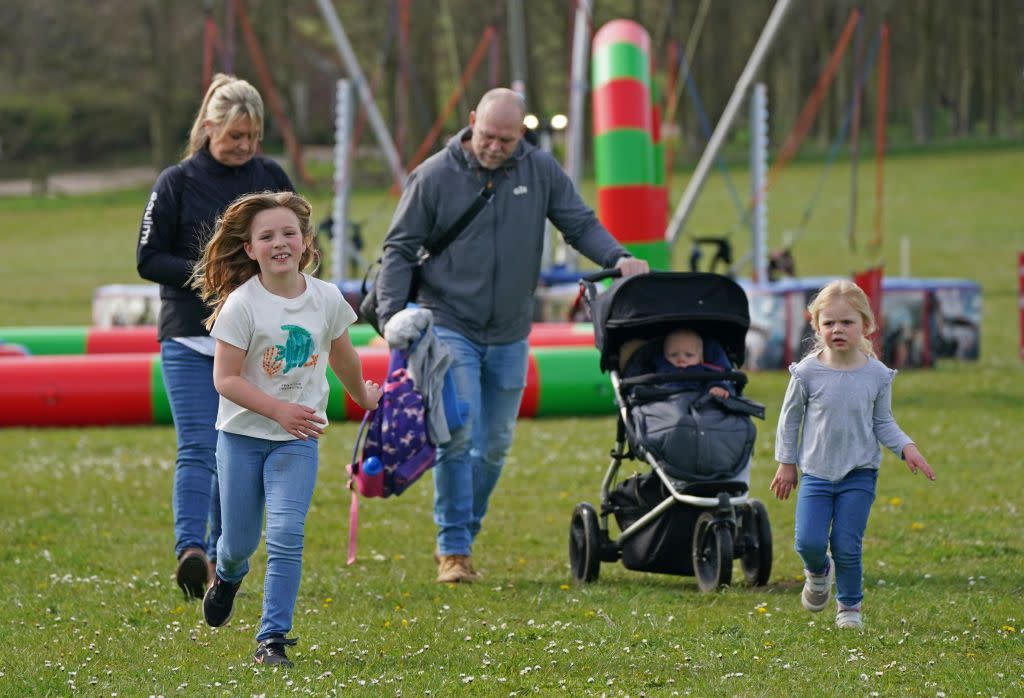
[432,327,529,556]
[161,340,221,562]
[794,467,878,609]
[215,431,318,642]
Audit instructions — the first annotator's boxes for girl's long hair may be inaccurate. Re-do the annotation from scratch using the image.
[185,73,264,159]
[191,191,320,330]
[805,279,877,359]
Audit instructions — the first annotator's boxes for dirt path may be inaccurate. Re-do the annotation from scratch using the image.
[0,166,158,197]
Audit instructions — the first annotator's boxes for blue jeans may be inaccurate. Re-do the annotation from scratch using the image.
[161,340,221,561]
[794,468,878,608]
[215,431,318,642]
[432,327,528,556]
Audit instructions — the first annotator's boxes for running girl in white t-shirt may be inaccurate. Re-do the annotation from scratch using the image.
[191,191,381,668]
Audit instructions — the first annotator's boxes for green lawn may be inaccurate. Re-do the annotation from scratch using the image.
[1,148,1023,694]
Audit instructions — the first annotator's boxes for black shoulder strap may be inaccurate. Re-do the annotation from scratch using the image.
[424,177,498,256]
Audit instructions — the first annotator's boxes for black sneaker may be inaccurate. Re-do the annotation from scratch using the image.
[176,547,210,600]
[202,575,241,627]
[254,636,297,668]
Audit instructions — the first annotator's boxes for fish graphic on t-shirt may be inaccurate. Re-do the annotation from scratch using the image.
[263,325,318,376]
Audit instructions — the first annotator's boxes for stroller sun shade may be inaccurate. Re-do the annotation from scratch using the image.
[589,272,751,372]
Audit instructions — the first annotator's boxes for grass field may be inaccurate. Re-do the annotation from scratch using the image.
[1,148,1023,695]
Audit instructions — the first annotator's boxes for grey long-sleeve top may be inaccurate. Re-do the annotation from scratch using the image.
[774,353,914,482]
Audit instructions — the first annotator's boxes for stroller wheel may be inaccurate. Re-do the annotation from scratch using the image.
[692,511,733,591]
[569,503,601,583]
[739,500,773,586]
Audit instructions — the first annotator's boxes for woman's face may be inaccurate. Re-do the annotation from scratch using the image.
[206,114,258,167]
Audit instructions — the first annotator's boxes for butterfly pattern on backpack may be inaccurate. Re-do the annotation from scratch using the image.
[349,351,435,498]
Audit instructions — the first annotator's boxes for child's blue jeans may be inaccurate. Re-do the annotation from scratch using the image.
[794,467,878,609]
[215,431,318,642]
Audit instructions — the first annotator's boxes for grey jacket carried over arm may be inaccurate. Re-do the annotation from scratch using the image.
[376,128,631,344]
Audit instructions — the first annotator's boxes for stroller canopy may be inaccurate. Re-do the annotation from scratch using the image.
[589,272,751,372]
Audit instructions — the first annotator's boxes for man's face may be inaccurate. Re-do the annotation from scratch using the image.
[469,105,524,169]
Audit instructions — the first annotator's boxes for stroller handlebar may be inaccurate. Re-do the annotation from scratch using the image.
[580,268,623,283]
[579,268,622,304]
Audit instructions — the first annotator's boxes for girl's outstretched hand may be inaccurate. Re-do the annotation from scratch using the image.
[902,444,935,480]
[357,380,383,411]
[770,463,798,500]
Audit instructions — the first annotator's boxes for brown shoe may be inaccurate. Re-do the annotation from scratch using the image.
[436,554,481,583]
[176,547,211,599]
[435,549,481,577]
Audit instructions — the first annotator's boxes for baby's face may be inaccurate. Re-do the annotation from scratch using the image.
[664,332,703,368]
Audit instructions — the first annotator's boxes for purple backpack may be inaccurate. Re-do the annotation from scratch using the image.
[348,349,436,497]
[346,349,435,563]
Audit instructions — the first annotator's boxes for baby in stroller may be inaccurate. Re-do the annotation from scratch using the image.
[619,326,754,486]
[655,327,735,399]
[569,271,771,591]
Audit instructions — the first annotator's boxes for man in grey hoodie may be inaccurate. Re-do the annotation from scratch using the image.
[376,88,649,583]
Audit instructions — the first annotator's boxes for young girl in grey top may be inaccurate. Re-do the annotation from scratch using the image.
[770,280,935,630]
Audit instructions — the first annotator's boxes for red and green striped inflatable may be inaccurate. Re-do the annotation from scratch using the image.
[592,19,669,269]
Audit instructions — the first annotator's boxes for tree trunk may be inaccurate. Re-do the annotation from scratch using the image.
[956,4,973,136]
[814,3,832,148]
[144,0,176,167]
[913,0,937,143]
[981,0,997,136]
[768,12,801,154]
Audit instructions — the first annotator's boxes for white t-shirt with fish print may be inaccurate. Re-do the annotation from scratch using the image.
[211,273,357,440]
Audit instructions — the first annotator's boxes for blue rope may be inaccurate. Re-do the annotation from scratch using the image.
[676,49,747,224]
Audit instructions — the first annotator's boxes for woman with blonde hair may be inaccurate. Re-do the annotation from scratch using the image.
[136,73,294,599]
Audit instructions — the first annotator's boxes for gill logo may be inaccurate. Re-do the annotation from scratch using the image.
[139,191,157,246]
[513,185,528,196]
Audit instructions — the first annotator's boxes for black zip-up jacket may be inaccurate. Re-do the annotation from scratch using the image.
[135,148,294,341]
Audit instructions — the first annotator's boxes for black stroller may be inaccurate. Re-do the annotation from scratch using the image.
[568,271,772,591]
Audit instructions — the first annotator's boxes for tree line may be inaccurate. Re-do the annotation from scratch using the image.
[0,0,1020,183]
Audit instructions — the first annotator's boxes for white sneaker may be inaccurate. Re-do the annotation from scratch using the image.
[800,555,833,612]
[836,606,863,630]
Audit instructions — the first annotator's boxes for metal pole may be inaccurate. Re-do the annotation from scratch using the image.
[331,79,353,284]
[750,83,769,284]
[539,126,553,270]
[566,0,590,187]
[315,0,407,190]
[665,0,794,247]
[507,0,528,96]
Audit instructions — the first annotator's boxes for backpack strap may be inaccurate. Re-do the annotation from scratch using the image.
[347,485,360,565]
[346,411,373,565]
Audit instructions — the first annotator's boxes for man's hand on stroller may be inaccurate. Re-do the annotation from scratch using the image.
[614,256,650,277]
[770,463,798,500]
